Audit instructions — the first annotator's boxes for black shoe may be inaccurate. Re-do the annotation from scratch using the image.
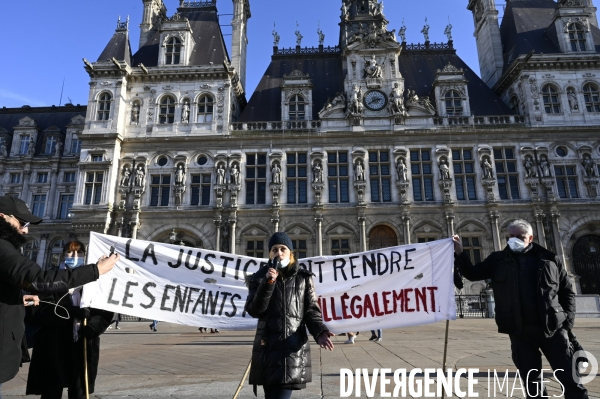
[149,324,153,331]
[153,328,157,332]
[369,335,378,341]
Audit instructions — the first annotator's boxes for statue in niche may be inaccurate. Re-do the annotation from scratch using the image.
[348,85,364,115]
[313,161,323,183]
[295,27,303,47]
[567,89,579,111]
[444,23,453,41]
[397,159,408,182]
[539,155,551,177]
[27,138,35,155]
[175,164,185,186]
[421,19,430,42]
[582,155,597,177]
[439,159,451,180]
[399,21,407,42]
[216,164,226,185]
[341,2,348,19]
[482,157,494,179]
[272,27,280,47]
[364,55,383,79]
[389,83,406,115]
[131,103,140,124]
[524,156,538,178]
[317,28,325,46]
[55,141,62,155]
[271,162,282,184]
[0,143,7,157]
[230,164,240,185]
[181,102,190,123]
[355,160,365,181]
[134,164,146,187]
[121,166,131,186]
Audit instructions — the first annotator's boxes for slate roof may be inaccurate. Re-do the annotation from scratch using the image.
[97,29,133,65]
[500,0,600,71]
[130,6,230,67]
[239,48,512,122]
[0,105,87,155]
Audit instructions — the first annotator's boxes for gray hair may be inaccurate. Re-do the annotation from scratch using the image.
[507,219,533,236]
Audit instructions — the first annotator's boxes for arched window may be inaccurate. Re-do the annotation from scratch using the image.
[289,95,305,120]
[165,37,182,65]
[23,239,39,262]
[97,93,112,121]
[583,83,600,112]
[542,85,561,114]
[444,90,463,116]
[568,22,586,52]
[197,95,214,123]
[159,96,176,124]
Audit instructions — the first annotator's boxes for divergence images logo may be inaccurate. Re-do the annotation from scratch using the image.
[572,350,598,385]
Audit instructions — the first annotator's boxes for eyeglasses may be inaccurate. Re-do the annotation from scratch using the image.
[10,215,30,229]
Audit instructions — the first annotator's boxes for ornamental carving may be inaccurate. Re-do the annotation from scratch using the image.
[162,33,185,46]
[439,85,466,97]
[529,77,539,98]
[284,88,309,102]
[563,18,589,33]
[439,63,463,73]
[284,70,309,79]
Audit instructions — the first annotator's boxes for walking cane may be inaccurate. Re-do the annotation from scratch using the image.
[232,359,252,399]
[441,320,450,399]
[83,318,90,399]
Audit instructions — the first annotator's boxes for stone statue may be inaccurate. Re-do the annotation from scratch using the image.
[271,162,282,184]
[439,159,450,180]
[375,1,384,15]
[567,89,579,111]
[230,164,240,185]
[582,155,597,177]
[399,22,407,42]
[482,157,494,179]
[131,103,140,124]
[55,141,63,155]
[444,23,453,41]
[0,143,6,157]
[364,55,383,79]
[421,19,430,42]
[175,164,185,186]
[295,28,303,47]
[355,160,365,181]
[407,89,419,104]
[272,29,280,47]
[181,102,190,123]
[317,28,325,46]
[348,85,364,115]
[539,155,551,177]
[216,164,226,185]
[27,138,35,155]
[121,166,131,186]
[397,158,408,182]
[313,161,323,183]
[135,165,146,187]
[524,156,538,178]
[332,92,345,106]
[389,83,406,115]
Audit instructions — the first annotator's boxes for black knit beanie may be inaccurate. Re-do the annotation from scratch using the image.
[268,232,293,251]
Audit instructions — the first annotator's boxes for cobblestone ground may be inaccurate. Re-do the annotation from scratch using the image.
[3,319,599,398]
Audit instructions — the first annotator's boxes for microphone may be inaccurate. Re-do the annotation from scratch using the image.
[267,256,281,283]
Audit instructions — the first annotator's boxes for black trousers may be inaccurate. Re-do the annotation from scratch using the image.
[263,385,293,399]
[509,328,588,399]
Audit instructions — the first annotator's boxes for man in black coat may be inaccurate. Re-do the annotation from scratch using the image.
[453,219,588,399]
[0,195,119,391]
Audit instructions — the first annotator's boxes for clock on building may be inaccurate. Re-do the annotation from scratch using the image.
[363,90,387,111]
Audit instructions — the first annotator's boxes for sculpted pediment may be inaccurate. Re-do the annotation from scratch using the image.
[70,115,86,125]
[18,117,36,127]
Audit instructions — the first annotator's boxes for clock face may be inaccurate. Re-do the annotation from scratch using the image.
[364,90,387,111]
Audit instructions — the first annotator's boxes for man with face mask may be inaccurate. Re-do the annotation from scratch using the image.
[0,195,119,394]
[453,219,587,399]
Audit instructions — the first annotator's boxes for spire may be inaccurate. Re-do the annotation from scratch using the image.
[97,16,132,65]
[231,0,251,92]
[139,0,167,48]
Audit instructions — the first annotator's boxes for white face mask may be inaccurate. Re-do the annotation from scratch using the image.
[507,237,527,253]
[279,258,290,267]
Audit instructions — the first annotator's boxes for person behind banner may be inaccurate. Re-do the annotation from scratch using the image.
[0,195,118,390]
[245,232,334,399]
[26,240,115,399]
[453,219,588,399]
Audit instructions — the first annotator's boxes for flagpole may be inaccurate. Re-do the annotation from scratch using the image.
[441,319,450,399]
[83,318,90,399]
[232,359,252,399]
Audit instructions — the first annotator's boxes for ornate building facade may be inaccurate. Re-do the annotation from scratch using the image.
[1,0,600,296]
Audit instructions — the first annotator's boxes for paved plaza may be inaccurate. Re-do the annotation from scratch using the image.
[3,319,599,398]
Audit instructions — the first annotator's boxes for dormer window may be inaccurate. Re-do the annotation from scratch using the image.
[19,135,30,155]
[583,83,600,112]
[159,96,176,124]
[568,23,587,51]
[445,90,463,116]
[165,37,182,65]
[198,95,214,123]
[542,85,561,114]
[45,136,57,155]
[97,93,112,121]
[289,95,306,120]
[71,135,81,154]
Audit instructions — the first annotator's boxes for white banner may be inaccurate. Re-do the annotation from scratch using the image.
[81,233,456,332]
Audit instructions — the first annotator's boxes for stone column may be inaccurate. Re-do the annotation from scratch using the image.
[213,218,222,253]
[402,214,411,244]
[445,211,455,237]
[315,215,323,256]
[36,234,49,268]
[229,218,237,255]
[550,208,567,269]
[130,212,140,240]
[489,210,501,251]
[21,170,32,202]
[533,209,547,248]
[358,215,367,252]
[44,169,59,219]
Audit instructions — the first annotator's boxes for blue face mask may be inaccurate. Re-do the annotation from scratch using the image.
[64,257,84,269]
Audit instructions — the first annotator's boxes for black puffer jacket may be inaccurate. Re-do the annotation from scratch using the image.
[245,262,328,388]
[455,242,576,337]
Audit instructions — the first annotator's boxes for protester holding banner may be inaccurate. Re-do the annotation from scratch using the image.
[245,232,334,399]
[0,195,118,393]
[453,219,588,399]
[26,240,115,399]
